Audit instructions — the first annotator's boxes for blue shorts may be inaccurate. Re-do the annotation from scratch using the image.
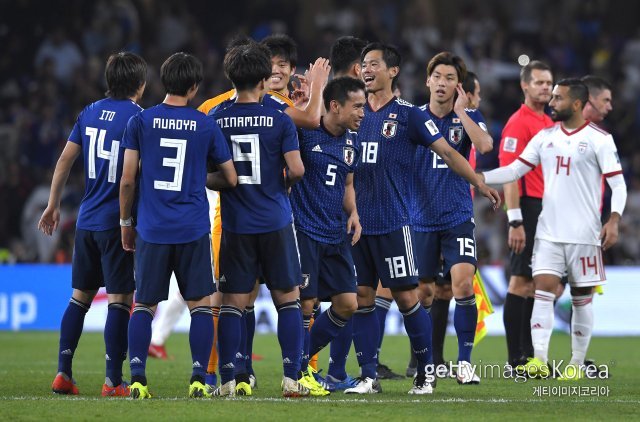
[415,219,477,282]
[296,230,356,301]
[134,233,215,304]
[219,224,302,294]
[351,225,418,290]
[72,228,134,294]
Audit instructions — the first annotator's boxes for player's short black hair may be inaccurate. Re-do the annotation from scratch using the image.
[330,36,368,76]
[160,52,203,96]
[361,42,402,85]
[556,78,589,108]
[105,52,147,99]
[224,41,272,91]
[261,34,297,67]
[226,34,254,52]
[462,71,478,94]
[581,75,612,96]
[323,76,366,110]
[520,60,551,83]
[427,51,467,84]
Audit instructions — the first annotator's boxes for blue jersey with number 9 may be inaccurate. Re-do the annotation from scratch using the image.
[69,97,142,231]
[212,102,299,234]
[121,103,231,244]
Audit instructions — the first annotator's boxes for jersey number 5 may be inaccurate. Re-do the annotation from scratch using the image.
[86,127,119,183]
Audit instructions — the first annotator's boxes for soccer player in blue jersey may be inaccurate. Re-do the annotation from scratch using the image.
[344,43,500,395]
[38,52,147,397]
[413,53,493,385]
[212,41,309,398]
[291,77,365,395]
[119,52,237,399]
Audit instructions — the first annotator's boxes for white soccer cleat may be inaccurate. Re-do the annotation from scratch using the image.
[408,373,434,395]
[212,380,236,397]
[456,361,480,385]
[282,376,310,398]
[344,377,381,394]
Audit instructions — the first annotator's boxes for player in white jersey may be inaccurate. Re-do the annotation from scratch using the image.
[480,78,627,380]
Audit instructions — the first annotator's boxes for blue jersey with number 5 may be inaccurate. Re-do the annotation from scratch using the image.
[68,98,142,231]
[213,102,299,234]
[121,103,231,244]
[355,97,442,235]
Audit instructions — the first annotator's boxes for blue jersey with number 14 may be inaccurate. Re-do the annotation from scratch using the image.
[68,97,142,231]
[121,103,231,244]
[355,97,442,235]
[412,105,487,232]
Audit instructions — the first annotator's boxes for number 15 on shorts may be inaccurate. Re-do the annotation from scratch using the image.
[457,237,475,258]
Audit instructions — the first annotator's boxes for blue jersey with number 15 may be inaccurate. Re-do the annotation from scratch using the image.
[69,97,143,231]
[213,102,299,234]
[121,103,231,244]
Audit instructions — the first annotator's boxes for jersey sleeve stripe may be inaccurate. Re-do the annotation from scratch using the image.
[517,157,536,169]
[603,170,623,178]
[588,122,610,136]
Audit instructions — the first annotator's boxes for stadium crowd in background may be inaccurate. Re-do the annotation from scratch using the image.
[1,0,639,267]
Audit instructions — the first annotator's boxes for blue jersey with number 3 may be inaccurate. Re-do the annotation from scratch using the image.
[412,105,487,232]
[355,97,442,235]
[291,121,360,244]
[68,97,142,231]
[121,103,231,244]
[213,102,299,234]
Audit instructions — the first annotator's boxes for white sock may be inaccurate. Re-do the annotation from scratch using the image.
[151,291,186,345]
[531,290,556,363]
[570,294,594,365]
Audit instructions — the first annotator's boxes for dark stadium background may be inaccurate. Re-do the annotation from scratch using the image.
[0,0,638,266]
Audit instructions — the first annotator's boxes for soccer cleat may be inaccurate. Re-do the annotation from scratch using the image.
[212,380,236,397]
[298,367,330,396]
[321,374,358,392]
[101,381,130,397]
[148,344,168,360]
[408,373,434,395]
[52,373,79,395]
[517,357,550,379]
[249,374,258,389]
[376,363,403,380]
[189,381,212,398]
[282,377,310,398]
[235,381,252,396]
[558,364,585,381]
[129,382,152,399]
[344,377,382,394]
[456,361,481,384]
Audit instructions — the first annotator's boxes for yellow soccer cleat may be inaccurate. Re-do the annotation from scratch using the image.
[189,380,212,398]
[235,381,252,396]
[298,366,330,396]
[129,382,152,399]
[558,364,585,381]
[517,357,550,379]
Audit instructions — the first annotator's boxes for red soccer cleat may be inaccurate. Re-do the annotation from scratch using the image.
[148,344,168,359]
[102,382,130,397]
[52,373,79,395]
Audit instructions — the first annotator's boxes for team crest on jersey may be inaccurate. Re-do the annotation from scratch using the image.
[300,274,310,289]
[343,146,355,165]
[382,120,397,138]
[345,138,353,146]
[578,141,588,154]
[449,126,464,145]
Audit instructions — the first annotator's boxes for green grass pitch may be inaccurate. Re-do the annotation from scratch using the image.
[1,332,638,420]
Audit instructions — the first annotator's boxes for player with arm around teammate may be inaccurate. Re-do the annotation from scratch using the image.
[39,52,147,397]
[120,52,237,399]
[480,78,626,380]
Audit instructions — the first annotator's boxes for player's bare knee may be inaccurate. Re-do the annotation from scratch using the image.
[435,283,453,300]
[300,298,315,315]
[570,286,592,296]
[418,280,434,306]
[72,289,97,305]
[508,275,533,296]
[391,287,418,310]
[271,287,299,306]
[333,294,358,317]
[107,292,133,306]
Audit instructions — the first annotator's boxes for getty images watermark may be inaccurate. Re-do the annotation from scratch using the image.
[424,359,611,384]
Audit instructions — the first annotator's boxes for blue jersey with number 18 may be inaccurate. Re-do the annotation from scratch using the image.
[213,102,299,234]
[121,103,231,244]
[355,97,442,235]
[68,97,142,231]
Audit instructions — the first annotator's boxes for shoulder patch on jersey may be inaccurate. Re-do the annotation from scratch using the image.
[268,94,286,105]
[503,137,517,152]
[479,122,488,132]
[382,120,398,138]
[395,98,414,107]
[425,119,439,136]
[343,146,355,165]
[419,105,427,111]
[449,126,464,145]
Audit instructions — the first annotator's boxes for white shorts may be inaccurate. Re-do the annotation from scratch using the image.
[531,239,606,287]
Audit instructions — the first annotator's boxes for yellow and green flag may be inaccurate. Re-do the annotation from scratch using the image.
[473,269,494,345]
